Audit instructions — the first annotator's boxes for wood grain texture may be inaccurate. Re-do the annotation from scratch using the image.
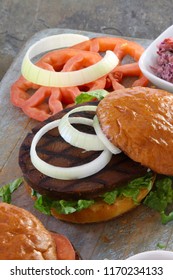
[0,28,172,260]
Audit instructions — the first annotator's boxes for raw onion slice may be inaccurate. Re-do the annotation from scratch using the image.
[21,34,119,87]
[93,115,121,154]
[30,117,112,180]
[58,105,105,151]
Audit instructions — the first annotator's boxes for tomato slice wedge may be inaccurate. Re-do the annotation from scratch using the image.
[50,232,76,260]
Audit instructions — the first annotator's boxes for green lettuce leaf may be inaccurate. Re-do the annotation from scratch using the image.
[101,190,119,205]
[75,89,108,104]
[143,177,173,224]
[161,211,173,225]
[0,177,23,203]
[157,242,166,249]
[102,172,153,205]
[121,173,153,204]
[120,187,140,204]
[128,174,153,190]
[33,191,95,215]
[34,194,52,215]
[52,199,95,214]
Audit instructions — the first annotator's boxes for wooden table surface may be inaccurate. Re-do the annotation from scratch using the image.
[0,28,173,260]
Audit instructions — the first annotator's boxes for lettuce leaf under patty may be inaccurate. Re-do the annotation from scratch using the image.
[101,172,153,205]
[32,172,153,215]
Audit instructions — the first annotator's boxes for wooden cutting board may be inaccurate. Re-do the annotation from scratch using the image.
[0,28,172,260]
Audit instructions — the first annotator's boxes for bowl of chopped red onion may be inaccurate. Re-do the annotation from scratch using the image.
[139,25,173,93]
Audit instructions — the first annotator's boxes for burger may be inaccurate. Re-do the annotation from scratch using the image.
[19,86,173,224]
[0,202,78,260]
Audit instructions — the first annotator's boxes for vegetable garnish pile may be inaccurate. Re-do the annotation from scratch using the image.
[10,33,148,121]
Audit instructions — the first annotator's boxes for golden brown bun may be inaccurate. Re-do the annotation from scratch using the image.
[51,187,151,223]
[97,86,173,176]
[0,203,57,260]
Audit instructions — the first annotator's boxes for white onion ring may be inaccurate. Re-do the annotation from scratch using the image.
[21,33,119,87]
[58,105,106,151]
[30,117,112,180]
[93,115,121,154]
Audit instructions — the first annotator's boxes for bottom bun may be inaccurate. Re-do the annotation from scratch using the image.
[51,188,150,224]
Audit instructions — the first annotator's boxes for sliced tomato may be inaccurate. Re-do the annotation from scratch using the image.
[10,36,148,121]
[50,232,76,260]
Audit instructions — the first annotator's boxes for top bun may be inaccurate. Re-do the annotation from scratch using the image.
[97,86,173,176]
[0,203,57,260]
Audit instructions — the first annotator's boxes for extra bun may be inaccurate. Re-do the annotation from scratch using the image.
[0,203,57,260]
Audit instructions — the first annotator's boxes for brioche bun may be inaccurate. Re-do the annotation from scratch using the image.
[0,202,77,259]
[0,202,57,260]
[97,86,173,176]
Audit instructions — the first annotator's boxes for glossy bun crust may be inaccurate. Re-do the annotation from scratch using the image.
[97,86,173,176]
[0,203,57,260]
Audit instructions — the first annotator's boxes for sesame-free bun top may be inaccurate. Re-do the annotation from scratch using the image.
[97,86,173,176]
[0,203,57,260]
